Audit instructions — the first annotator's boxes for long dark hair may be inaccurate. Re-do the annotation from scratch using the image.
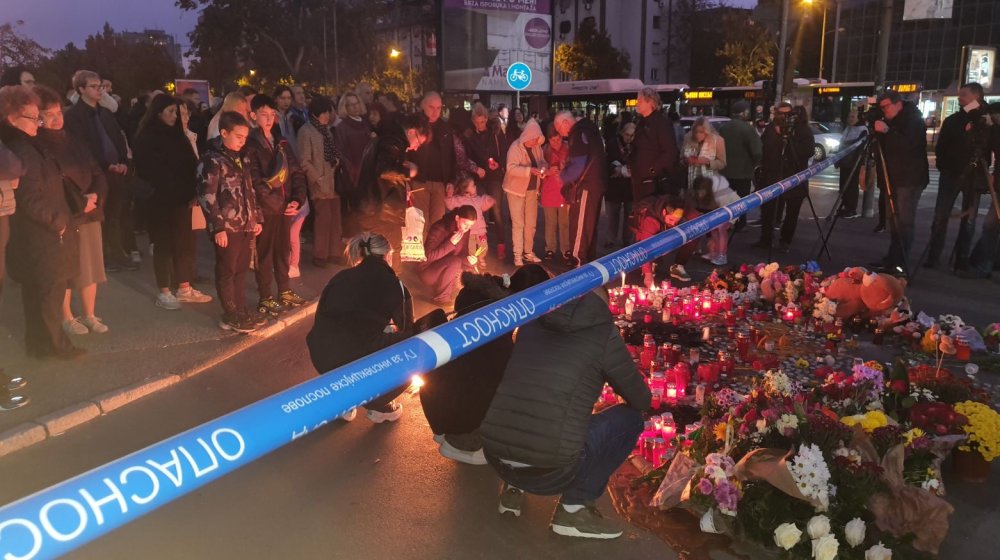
[136,93,184,140]
[444,205,477,229]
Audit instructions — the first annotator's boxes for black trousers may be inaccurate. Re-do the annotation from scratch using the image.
[728,178,752,227]
[22,279,73,356]
[148,205,196,290]
[214,230,253,315]
[761,194,805,245]
[102,172,137,260]
[838,156,862,214]
[312,198,343,261]
[570,189,603,264]
[254,213,292,300]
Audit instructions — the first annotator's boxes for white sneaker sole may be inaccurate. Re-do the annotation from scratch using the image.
[498,503,522,517]
[340,408,357,422]
[156,301,181,311]
[550,524,623,539]
[366,409,403,423]
[438,442,488,465]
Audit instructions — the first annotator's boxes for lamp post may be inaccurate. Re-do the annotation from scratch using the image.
[803,0,828,81]
[831,0,842,82]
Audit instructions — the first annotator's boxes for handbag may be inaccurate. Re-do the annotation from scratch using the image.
[561,159,595,205]
[62,176,88,217]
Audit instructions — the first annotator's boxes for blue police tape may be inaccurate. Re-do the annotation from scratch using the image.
[0,140,862,559]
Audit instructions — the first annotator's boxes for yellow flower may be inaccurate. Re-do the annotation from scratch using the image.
[903,427,925,446]
[841,411,888,433]
[955,401,1000,462]
[714,422,728,442]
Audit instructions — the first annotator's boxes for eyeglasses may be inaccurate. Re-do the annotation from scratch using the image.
[18,114,43,125]
[84,84,103,90]
[878,102,893,110]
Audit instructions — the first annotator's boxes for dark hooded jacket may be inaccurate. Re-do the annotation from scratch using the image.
[561,118,608,196]
[197,137,263,235]
[134,119,199,207]
[420,272,513,436]
[306,255,414,375]
[481,292,651,468]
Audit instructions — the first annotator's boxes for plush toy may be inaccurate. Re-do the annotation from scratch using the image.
[823,267,867,318]
[859,272,907,315]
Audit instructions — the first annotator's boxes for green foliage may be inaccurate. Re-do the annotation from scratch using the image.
[0,21,51,71]
[716,16,775,86]
[177,0,384,92]
[553,18,630,81]
[34,24,179,103]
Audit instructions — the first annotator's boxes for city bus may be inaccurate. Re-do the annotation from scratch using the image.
[548,78,647,118]
[678,86,765,117]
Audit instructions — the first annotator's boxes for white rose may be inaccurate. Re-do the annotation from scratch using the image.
[812,534,840,560]
[865,542,893,560]
[807,515,831,539]
[773,522,803,550]
[845,517,866,547]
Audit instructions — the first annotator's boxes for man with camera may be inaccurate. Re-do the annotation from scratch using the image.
[927,82,987,271]
[959,102,1000,279]
[870,91,929,276]
[752,102,814,253]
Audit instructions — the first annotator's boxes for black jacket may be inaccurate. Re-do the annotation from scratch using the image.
[355,124,410,225]
[134,120,199,207]
[481,292,652,468]
[935,105,987,174]
[629,111,679,200]
[197,137,263,234]
[464,124,508,185]
[35,128,108,226]
[408,118,455,184]
[876,102,929,189]
[760,119,815,199]
[244,128,308,217]
[1,125,79,284]
[63,100,128,169]
[561,118,608,196]
[306,256,413,375]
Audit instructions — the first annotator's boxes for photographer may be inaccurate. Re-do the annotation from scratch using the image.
[870,91,929,276]
[927,82,987,270]
[959,102,1000,279]
[752,102,814,253]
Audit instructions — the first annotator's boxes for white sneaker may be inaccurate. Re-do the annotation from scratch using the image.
[513,256,524,266]
[340,408,357,422]
[80,316,109,334]
[523,253,542,263]
[709,254,728,266]
[62,317,89,335]
[176,287,213,303]
[438,439,488,465]
[366,402,403,423]
[156,292,182,310]
[670,264,691,282]
[288,265,301,279]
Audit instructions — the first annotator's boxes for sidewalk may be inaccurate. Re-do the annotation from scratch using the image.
[0,236,337,456]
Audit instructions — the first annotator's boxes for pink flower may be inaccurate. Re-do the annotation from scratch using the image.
[698,477,714,495]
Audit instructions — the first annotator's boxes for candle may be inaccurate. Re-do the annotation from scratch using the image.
[621,271,626,290]
[737,332,750,361]
[956,336,971,361]
[666,382,678,402]
[873,327,885,346]
[650,387,663,409]
[695,383,707,406]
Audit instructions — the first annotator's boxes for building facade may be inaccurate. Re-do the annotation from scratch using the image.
[119,29,183,69]
[553,0,691,85]
[833,0,999,95]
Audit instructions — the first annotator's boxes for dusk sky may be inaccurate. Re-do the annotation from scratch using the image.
[6,0,759,56]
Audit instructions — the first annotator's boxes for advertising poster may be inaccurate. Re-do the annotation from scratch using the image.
[963,46,995,91]
[902,0,953,21]
[442,0,552,93]
[175,79,211,105]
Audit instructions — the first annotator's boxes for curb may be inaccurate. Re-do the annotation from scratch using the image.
[0,301,318,459]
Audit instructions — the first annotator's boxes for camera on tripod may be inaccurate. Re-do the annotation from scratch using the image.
[776,111,798,138]
[863,106,884,130]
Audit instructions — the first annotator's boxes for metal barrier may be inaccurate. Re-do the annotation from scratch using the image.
[0,141,862,559]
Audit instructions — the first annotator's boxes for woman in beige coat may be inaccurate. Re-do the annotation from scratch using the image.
[502,119,547,266]
[297,97,343,267]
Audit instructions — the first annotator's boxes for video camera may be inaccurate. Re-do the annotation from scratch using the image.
[775,111,799,138]
[863,106,884,128]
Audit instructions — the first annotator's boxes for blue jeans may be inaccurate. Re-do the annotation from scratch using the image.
[485,405,643,505]
[928,170,978,265]
[969,205,1000,275]
[886,185,924,271]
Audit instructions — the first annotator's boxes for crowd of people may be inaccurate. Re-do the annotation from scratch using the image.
[2,64,997,537]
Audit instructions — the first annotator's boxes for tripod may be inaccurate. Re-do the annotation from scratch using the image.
[815,135,873,260]
[816,133,913,280]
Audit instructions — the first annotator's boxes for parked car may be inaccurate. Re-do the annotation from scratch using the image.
[810,121,841,161]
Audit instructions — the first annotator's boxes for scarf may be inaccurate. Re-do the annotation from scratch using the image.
[310,115,342,167]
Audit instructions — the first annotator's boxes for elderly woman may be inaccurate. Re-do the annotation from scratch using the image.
[681,117,727,190]
[31,86,111,336]
[335,91,373,192]
[0,85,84,359]
[306,232,413,423]
[503,119,547,266]
[605,120,635,248]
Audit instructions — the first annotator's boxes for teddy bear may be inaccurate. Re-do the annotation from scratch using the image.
[859,272,907,315]
[822,267,867,318]
[820,267,906,319]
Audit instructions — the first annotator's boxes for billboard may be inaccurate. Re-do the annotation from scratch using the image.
[902,0,953,21]
[962,46,996,91]
[442,0,552,93]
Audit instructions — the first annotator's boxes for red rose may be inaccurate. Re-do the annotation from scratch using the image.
[889,379,908,394]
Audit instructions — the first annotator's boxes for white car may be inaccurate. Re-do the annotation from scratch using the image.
[810,122,842,161]
[680,116,731,132]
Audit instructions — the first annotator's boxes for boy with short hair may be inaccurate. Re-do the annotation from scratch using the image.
[197,111,263,333]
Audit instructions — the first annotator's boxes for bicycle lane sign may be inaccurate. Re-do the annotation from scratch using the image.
[506,62,532,91]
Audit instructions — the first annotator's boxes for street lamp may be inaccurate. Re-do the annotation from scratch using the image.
[803,0,828,82]
[388,47,412,99]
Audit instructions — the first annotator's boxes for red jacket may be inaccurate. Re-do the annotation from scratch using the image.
[540,141,569,208]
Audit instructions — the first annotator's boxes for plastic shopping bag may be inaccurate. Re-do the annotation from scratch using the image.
[400,206,426,262]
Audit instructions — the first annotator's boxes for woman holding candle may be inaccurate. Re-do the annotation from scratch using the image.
[419,205,478,308]
[632,193,700,284]
[419,265,551,465]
